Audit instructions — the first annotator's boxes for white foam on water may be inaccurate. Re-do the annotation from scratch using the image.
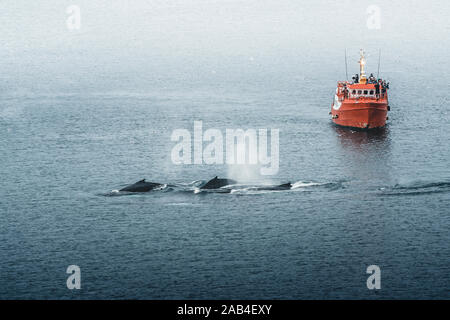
[154,184,167,191]
[230,188,281,195]
[291,181,323,189]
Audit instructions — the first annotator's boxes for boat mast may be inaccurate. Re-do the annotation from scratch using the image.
[377,49,381,79]
[359,49,367,84]
[345,49,349,81]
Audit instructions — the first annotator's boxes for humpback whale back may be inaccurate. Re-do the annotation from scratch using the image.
[120,179,162,192]
[200,176,237,189]
[276,182,292,190]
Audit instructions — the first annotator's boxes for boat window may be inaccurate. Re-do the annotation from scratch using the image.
[352,90,356,94]
[358,90,362,94]
[364,90,368,94]
[370,90,374,94]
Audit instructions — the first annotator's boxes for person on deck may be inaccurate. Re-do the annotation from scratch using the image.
[343,86,348,98]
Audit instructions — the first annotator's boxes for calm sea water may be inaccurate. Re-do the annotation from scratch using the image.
[1,52,449,299]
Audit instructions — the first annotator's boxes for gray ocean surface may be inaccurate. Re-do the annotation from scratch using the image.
[1,63,449,299]
[1,1,450,299]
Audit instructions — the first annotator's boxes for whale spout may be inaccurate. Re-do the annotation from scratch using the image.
[119,179,163,192]
[200,176,237,189]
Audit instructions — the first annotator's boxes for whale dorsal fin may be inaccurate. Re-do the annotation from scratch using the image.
[137,179,146,183]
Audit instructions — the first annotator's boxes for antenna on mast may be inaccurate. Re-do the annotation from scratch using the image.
[344,49,349,81]
[377,49,381,79]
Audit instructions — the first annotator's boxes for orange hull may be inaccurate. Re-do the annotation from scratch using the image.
[331,81,389,129]
[331,101,388,129]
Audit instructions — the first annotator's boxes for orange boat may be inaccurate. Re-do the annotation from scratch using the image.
[331,49,390,129]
